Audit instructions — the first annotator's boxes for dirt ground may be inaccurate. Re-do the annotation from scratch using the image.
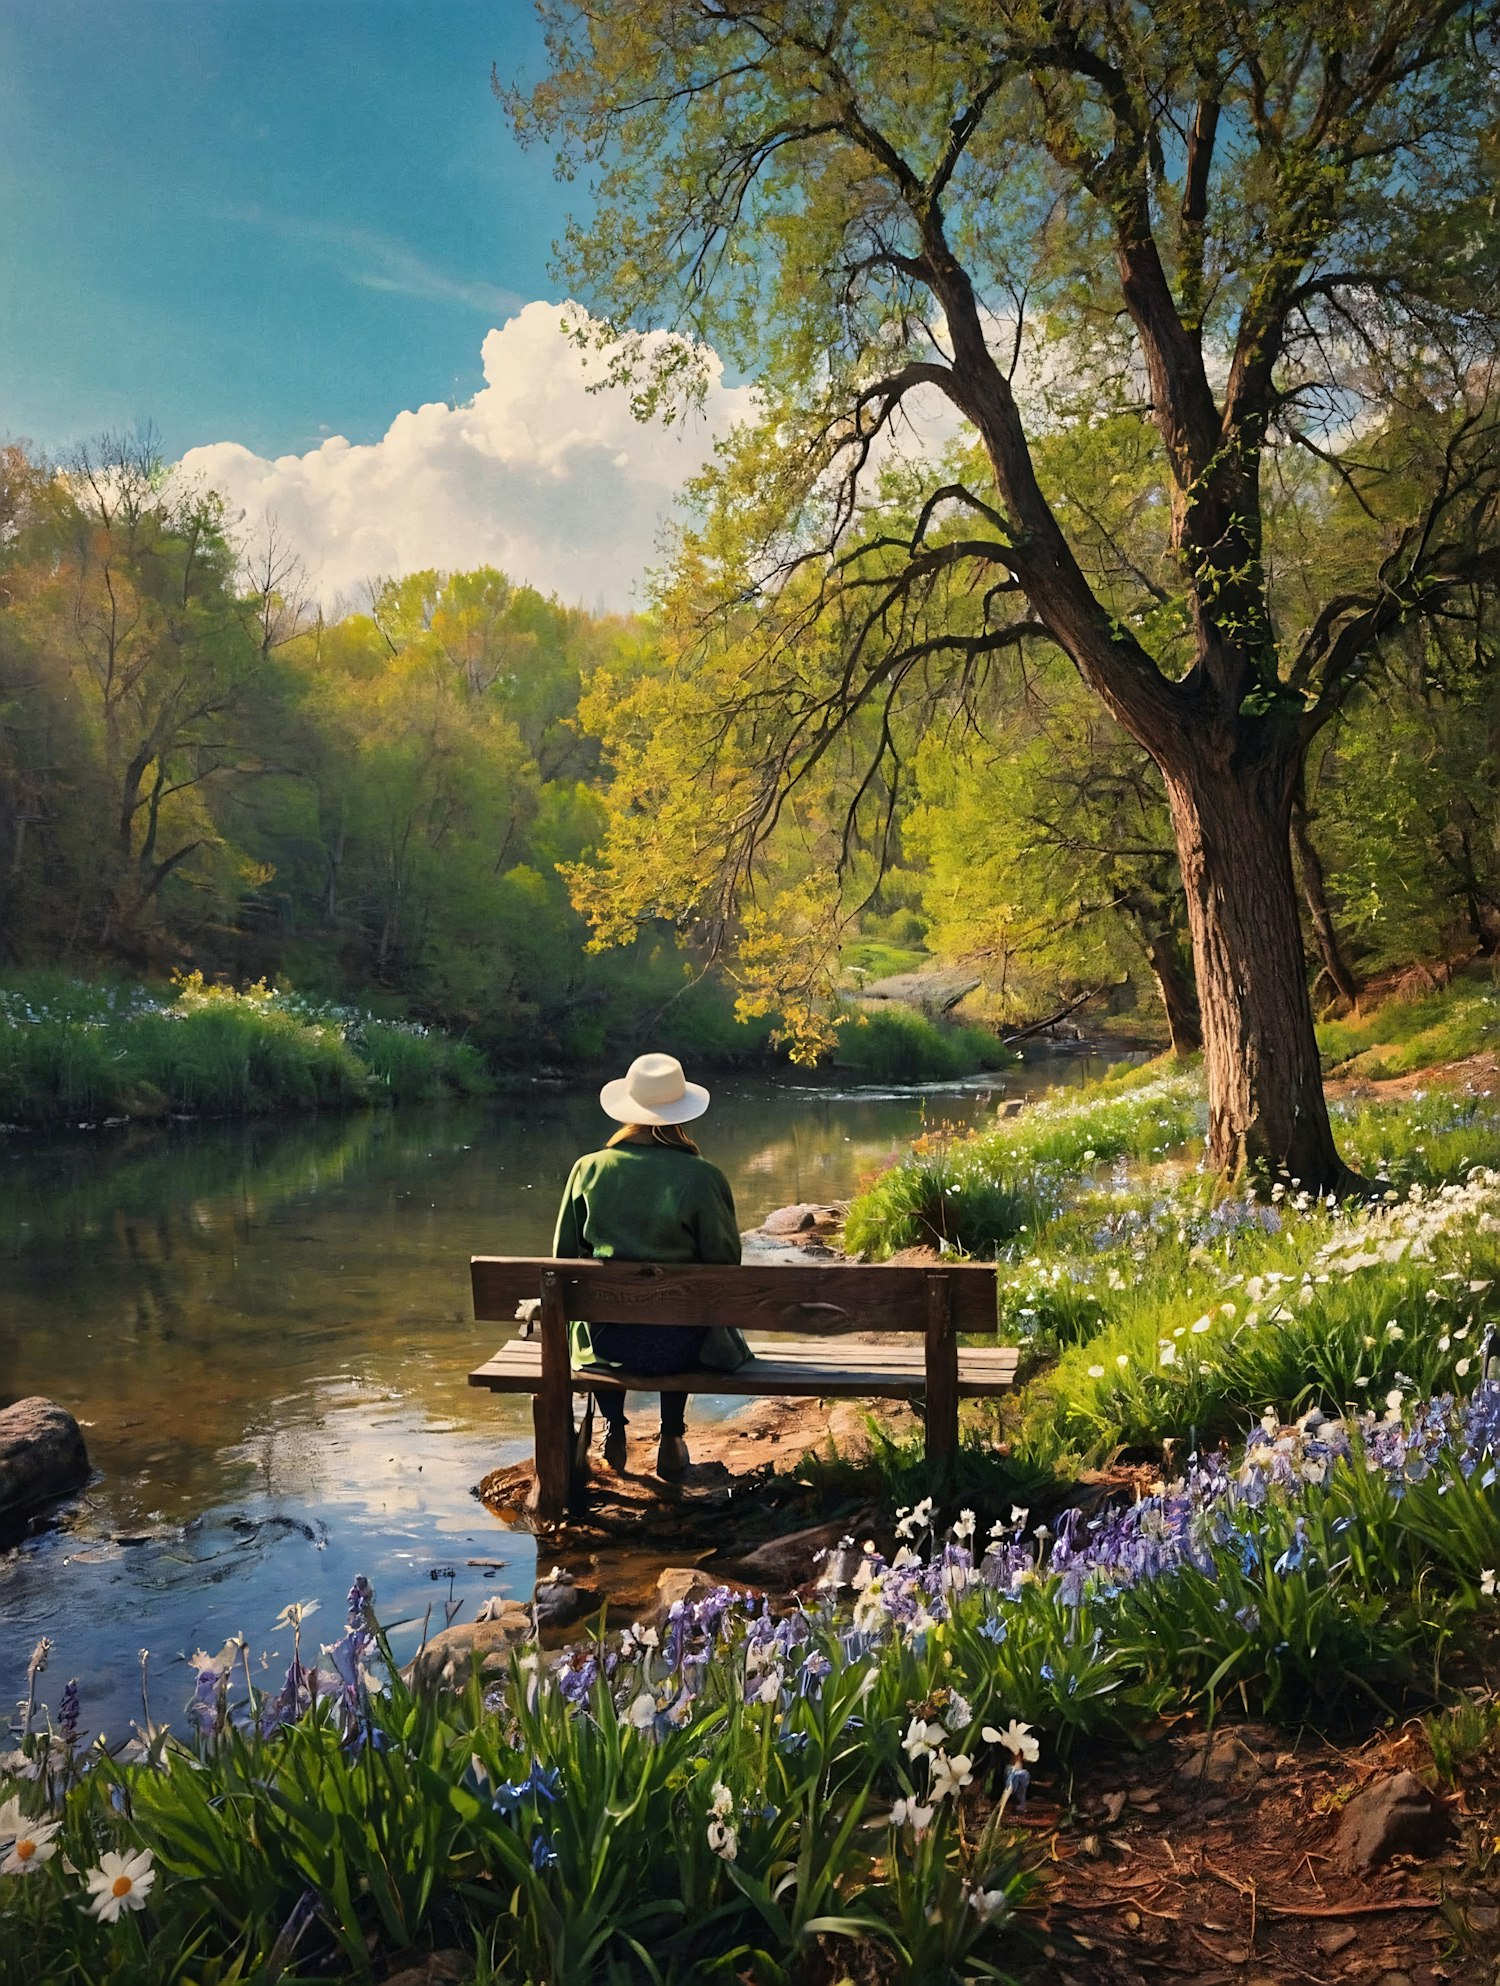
[1018,1715,1500,1986]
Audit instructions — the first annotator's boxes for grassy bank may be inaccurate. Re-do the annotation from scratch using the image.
[842,978,1500,1474]
[832,1003,1013,1083]
[0,973,491,1128]
[1317,967,1500,1076]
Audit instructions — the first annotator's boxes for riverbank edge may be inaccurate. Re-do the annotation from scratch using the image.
[0,971,1143,1133]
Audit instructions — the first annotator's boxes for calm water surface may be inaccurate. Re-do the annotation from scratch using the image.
[0,1054,1119,1733]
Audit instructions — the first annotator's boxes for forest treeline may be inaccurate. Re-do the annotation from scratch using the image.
[1,432,1496,1070]
[0,435,762,1069]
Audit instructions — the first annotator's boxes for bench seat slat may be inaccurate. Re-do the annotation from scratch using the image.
[469,1337,1017,1400]
[471,1256,998,1334]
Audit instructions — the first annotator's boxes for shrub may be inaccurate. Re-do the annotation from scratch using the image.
[833,1005,1009,1083]
[0,973,491,1126]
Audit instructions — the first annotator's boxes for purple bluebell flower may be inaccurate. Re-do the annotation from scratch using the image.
[530,1832,558,1870]
[797,1652,832,1700]
[1273,1517,1309,1577]
[187,1666,222,1738]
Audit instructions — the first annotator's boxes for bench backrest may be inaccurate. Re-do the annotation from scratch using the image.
[470,1256,998,1335]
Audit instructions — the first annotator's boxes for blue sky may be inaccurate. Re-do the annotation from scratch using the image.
[0,1,575,458]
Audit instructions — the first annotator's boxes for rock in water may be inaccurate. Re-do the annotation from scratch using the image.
[407,1605,533,1689]
[0,1397,90,1524]
[533,1569,601,1631]
[1333,1770,1452,1872]
[643,1567,752,1629]
[761,1203,839,1236]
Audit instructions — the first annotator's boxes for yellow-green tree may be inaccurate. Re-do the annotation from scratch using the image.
[514,0,1500,1185]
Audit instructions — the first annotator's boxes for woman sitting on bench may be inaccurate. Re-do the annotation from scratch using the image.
[551,1052,749,1479]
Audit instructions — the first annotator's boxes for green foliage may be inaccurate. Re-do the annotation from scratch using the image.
[844,1070,1204,1259]
[1425,1693,1500,1787]
[841,940,929,982]
[832,1006,1010,1084]
[1318,973,1500,1077]
[0,976,487,1127]
[0,451,768,1073]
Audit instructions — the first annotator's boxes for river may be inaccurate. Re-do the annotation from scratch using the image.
[0,1052,1119,1736]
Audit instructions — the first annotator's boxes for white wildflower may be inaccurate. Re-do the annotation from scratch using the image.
[83,1847,154,1920]
[902,1716,947,1762]
[928,1751,974,1802]
[1,1816,59,1876]
[889,1796,935,1836]
[982,1719,1040,1762]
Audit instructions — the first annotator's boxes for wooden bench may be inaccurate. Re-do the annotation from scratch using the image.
[468,1257,1014,1520]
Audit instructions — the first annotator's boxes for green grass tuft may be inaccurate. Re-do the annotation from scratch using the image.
[832,1003,1012,1083]
[0,973,491,1126]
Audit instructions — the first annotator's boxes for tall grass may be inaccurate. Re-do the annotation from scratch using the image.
[832,1004,1011,1082]
[1317,972,1500,1077]
[844,1069,1204,1258]
[0,972,491,1127]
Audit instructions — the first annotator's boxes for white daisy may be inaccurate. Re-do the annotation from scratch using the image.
[83,1847,155,1921]
[1,1816,60,1876]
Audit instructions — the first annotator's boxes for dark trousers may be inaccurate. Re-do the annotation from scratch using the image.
[590,1323,705,1438]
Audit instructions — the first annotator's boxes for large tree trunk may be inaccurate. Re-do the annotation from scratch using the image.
[1161,731,1343,1190]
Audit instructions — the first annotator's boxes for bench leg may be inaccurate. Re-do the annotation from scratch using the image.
[924,1272,958,1490]
[529,1271,574,1522]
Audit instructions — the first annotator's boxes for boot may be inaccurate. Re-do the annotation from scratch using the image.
[602,1421,627,1472]
[656,1433,690,1480]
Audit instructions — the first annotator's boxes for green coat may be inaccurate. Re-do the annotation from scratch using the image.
[551,1142,751,1371]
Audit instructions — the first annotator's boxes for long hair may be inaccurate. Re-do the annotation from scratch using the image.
[606,1122,701,1155]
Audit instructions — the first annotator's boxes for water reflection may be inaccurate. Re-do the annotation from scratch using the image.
[0,1053,1122,1727]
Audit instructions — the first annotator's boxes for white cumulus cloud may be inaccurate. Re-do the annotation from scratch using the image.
[180,302,756,611]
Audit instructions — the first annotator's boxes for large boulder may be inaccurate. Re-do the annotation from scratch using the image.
[1333,1770,1453,1872]
[0,1398,90,1524]
[407,1603,533,1690]
[642,1567,753,1630]
[760,1203,842,1237]
[729,1516,873,1590]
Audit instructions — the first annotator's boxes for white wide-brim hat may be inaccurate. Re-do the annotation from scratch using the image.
[600,1052,710,1125]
